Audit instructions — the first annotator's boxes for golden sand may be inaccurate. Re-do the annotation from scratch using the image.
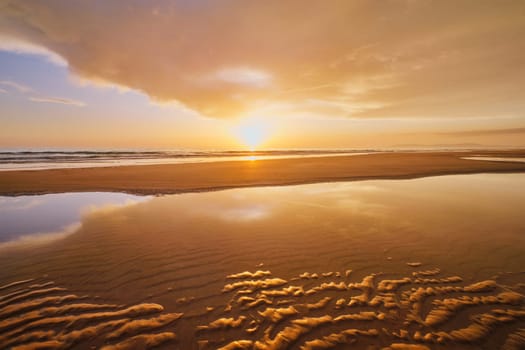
[0,172,524,348]
[0,265,524,348]
[1,151,525,196]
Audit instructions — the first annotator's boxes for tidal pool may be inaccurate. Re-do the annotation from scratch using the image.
[0,192,149,247]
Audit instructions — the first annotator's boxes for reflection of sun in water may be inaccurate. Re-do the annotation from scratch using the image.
[234,118,271,151]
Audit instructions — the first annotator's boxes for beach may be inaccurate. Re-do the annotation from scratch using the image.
[1,150,525,196]
[2,1,525,348]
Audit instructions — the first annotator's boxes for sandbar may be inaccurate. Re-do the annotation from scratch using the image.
[1,150,525,196]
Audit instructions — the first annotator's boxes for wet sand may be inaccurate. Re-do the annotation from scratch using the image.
[0,174,524,349]
[1,150,525,196]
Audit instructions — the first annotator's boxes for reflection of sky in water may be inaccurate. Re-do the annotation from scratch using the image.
[218,205,270,221]
[163,174,525,242]
[1,173,525,252]
[0,192,149,244]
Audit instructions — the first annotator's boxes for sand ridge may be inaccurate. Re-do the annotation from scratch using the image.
[197,268,525,349]
[0,278,182,349]
[0,265,524,348]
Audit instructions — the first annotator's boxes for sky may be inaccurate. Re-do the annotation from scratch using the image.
[1,0,524,150]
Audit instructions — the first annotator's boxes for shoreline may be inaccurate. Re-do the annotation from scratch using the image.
[1,150,525,196]
[0,151,376,172]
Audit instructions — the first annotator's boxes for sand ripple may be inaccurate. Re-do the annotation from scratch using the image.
[0,279,182,349]
[201,268,525,349]
[1,266,524,349]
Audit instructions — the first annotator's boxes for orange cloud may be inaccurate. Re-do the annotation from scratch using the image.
[435,127,525,137]
[1,1,524,119]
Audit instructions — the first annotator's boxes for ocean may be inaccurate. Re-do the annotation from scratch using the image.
[0,149,377,171]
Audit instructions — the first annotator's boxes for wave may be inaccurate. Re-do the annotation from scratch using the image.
[0,149,377,171]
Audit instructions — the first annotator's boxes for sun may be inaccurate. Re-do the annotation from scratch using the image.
[233,118,271,151]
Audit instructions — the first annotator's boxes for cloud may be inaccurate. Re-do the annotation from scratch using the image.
[0,80,85,107]
[29,96,85,107]
[0,34,67,65]
[436,127,525,137]
[0,88,6,93]
[0,1,524,119]
[0,80,32,93]
[212,68,272,88]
